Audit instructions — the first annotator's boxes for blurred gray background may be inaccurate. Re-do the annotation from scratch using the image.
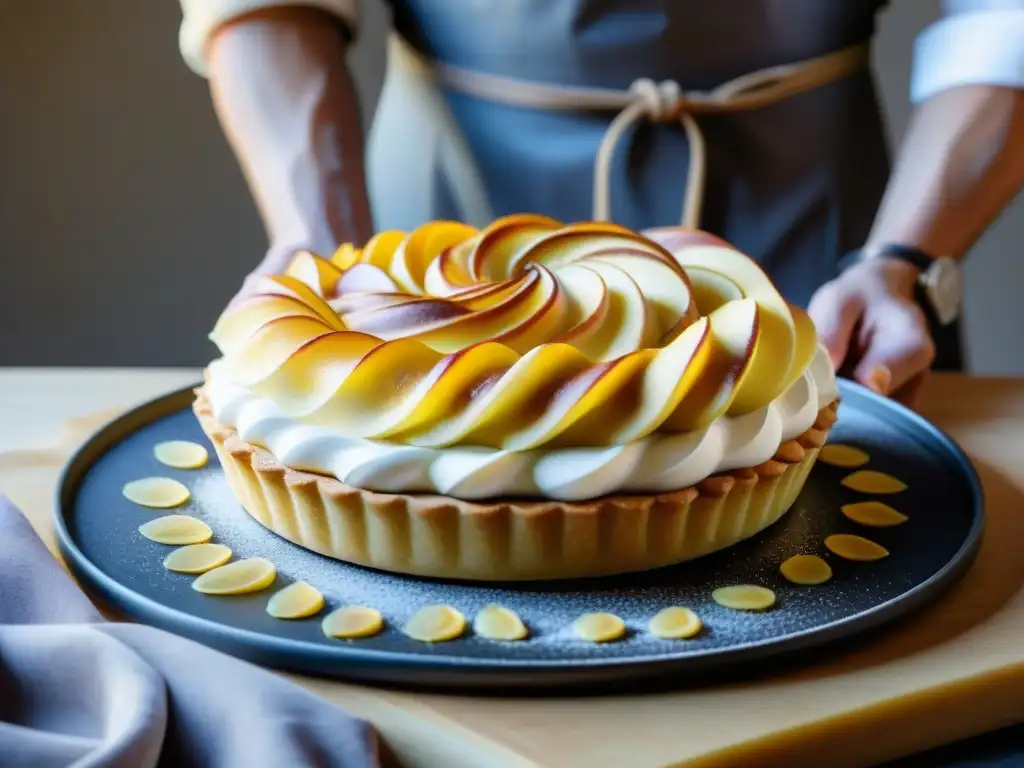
[1,1,1021,371]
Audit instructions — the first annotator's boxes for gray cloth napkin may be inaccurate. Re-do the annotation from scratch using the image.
[0,496,379,768]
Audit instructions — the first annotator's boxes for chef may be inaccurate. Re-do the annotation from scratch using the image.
[178,1,1024,407]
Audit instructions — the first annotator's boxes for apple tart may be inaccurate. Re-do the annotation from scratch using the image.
[196,216,838,581]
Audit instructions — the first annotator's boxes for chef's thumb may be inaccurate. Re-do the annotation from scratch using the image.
[851,307,935,396]
[808,286,863,370]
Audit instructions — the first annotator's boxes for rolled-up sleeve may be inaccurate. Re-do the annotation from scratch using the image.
[178,0,360,77]
[911,1,1024,102]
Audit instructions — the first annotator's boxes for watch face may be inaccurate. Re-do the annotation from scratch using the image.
[923,258,962,326]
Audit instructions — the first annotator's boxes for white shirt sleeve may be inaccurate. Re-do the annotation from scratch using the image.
[178,0,360,77]
[911,0,1024,102]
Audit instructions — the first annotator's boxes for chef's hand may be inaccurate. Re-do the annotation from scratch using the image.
[808,258,936,410]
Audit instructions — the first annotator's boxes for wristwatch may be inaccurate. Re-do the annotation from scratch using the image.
[837,244,963,326]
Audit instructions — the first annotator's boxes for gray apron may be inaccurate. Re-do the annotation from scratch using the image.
[364,0,962,370]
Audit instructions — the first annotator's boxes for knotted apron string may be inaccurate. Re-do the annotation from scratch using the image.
[398,38,870,228]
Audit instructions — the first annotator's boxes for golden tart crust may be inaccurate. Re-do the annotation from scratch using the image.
[194,386,836,582]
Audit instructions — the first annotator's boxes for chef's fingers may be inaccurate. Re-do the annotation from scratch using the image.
[808,282,864,370]
[852,301,936,397]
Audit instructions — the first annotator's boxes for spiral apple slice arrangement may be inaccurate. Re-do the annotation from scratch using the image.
[210,216,821,451]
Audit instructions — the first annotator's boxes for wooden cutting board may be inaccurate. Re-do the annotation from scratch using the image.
[3,369,1024,768]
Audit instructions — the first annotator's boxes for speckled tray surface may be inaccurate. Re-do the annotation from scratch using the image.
[56,380,983,692]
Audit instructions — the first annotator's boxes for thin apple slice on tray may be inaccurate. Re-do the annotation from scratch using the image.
[662,298,761,432]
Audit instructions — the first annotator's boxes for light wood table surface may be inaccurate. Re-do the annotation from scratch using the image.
[3,369,1024,768]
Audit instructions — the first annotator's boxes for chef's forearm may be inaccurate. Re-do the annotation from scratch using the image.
[207,8,373,253]
[866,85,1024,259]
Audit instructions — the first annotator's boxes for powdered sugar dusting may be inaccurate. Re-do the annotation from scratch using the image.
[64,392,978,681]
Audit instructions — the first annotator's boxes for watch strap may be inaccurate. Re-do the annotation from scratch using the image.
[863,244,937,272]
[838,244,937,275]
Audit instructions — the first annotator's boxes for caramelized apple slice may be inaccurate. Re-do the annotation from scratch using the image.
[683,266,744,314]
[225,321,379,391]
[661,239,798,409]
[663,298,760,431]
[641,227,732,253]
[399,343,593,447]
[499,351,654,450]
[389,221,477,294]
[469,213,563,281]
[513,223,683,278]
[564,259,656,360]
[558,317,711,445]
[334,263,400,295]
[582,248,698,336]
[345,266,568,355]
[553,264,611,352]
[330,242,361,270]
[784,303,820,393]
[355,230,407,270]
[285,250,343,296]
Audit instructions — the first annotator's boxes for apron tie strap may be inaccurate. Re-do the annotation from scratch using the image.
[412,40,871,228]
[596,79,708,227]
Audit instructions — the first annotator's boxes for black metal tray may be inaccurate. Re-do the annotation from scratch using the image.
[56,379,984,693]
